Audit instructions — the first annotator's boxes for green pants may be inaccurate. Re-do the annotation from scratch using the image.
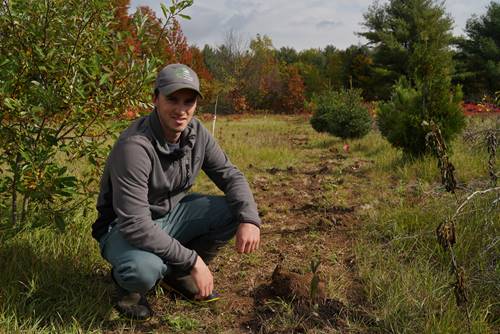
[99,193,237,294]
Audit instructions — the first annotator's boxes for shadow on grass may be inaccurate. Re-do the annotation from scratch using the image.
[0,241,113,330]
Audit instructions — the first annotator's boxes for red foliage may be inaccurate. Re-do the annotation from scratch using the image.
[189,46,212,82]
[111,0,143,56]
[112,0,131,31]
[280,65,306,114]
[228,90,250,114]
[109,2,214,115]
[121,108,140,120]
[462,102,500,116]
[163,19,192,64]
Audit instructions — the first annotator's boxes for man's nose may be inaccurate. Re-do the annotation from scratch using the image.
[173,104,188,114]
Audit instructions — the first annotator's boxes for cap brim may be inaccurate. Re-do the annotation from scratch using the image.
[158,84,203,99]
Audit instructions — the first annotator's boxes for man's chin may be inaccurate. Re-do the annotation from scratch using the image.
[170,125,187,134]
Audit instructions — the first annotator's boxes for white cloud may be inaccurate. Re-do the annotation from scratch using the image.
[316,20,342,29]
[130,0,493,50]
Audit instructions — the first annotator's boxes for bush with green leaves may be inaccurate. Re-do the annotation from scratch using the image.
[310,89,372,139]
[377,79,465,156]
[0,0,192,232]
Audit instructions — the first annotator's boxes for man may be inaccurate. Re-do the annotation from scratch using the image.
[92,64,261,320]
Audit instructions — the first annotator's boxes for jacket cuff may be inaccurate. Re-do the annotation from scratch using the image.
[183,249,199,272]
[240,220,261,228]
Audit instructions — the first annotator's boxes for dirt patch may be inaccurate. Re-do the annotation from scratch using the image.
[208,150,373,333]
[100,139,372,333]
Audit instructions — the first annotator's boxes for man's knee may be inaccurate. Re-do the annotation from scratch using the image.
[113,255,166,294]
[210,196,239,233]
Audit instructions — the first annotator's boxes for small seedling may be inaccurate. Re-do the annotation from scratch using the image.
[309,258,321,306]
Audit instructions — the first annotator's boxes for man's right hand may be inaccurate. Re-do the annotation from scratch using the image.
[190,255,213,299]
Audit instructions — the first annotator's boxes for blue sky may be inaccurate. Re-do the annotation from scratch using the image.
[130,0,493,50]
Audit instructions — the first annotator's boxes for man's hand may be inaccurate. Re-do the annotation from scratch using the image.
[190,256,213,299]
[235,222,260,253]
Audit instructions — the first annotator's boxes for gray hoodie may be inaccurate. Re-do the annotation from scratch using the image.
[92,109,260,272]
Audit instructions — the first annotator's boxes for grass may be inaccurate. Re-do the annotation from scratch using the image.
[356,192,499,333]
[0,114,498,333]
[353,116,499,333]
[0,216,110,333]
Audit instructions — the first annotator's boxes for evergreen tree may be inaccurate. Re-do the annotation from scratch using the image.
[360,0,454,99]
[362,0,465,156]
[310,89,372,140]
[454,1,500,99]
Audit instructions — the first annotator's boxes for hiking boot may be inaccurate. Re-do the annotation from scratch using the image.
[114,284,153,320]
[162,274,220,304]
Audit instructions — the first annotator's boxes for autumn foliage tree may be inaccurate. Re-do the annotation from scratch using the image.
[280,64,306,113]
[244,34,280,110]
[0,0,193,232]
[111,2,214,113]
[202,33,307,114]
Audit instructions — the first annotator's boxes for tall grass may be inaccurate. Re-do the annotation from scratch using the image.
[353,116,499,333]
[0,212,111,333]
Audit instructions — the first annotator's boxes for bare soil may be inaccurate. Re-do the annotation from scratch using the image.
[103,134,375,333]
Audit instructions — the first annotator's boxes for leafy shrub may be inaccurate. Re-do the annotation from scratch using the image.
[310,89,372,139]
[377,79,465,156]
[0,0,192,230]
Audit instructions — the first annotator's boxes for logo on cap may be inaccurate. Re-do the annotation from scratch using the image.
[174,68,194,82]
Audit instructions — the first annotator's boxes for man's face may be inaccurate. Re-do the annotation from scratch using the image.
[154,88,197,143]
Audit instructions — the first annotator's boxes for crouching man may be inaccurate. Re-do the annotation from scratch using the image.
[92,64,261,320]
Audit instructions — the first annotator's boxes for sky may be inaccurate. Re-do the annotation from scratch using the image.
[130,0,494,50]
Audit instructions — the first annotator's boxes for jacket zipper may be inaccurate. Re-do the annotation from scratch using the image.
[180,157,190,189]
[168,190,172,212]
[184,161,191,188]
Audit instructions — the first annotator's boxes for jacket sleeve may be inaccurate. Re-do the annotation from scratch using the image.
[201,128,261,227]
[109,138,198,271]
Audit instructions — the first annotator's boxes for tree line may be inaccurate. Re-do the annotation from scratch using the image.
[119,0,500,114]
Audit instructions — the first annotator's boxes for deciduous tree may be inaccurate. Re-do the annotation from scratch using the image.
[0,0,192,231]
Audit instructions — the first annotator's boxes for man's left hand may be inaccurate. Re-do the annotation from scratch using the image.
[235,223,260,254]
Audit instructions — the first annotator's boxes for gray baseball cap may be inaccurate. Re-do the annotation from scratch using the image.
[154,63,203,98]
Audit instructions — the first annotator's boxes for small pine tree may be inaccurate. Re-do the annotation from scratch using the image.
[310,89,372,139]
[377,79,464,156]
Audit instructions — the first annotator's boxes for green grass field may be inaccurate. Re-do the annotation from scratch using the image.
[0,114,498,333]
